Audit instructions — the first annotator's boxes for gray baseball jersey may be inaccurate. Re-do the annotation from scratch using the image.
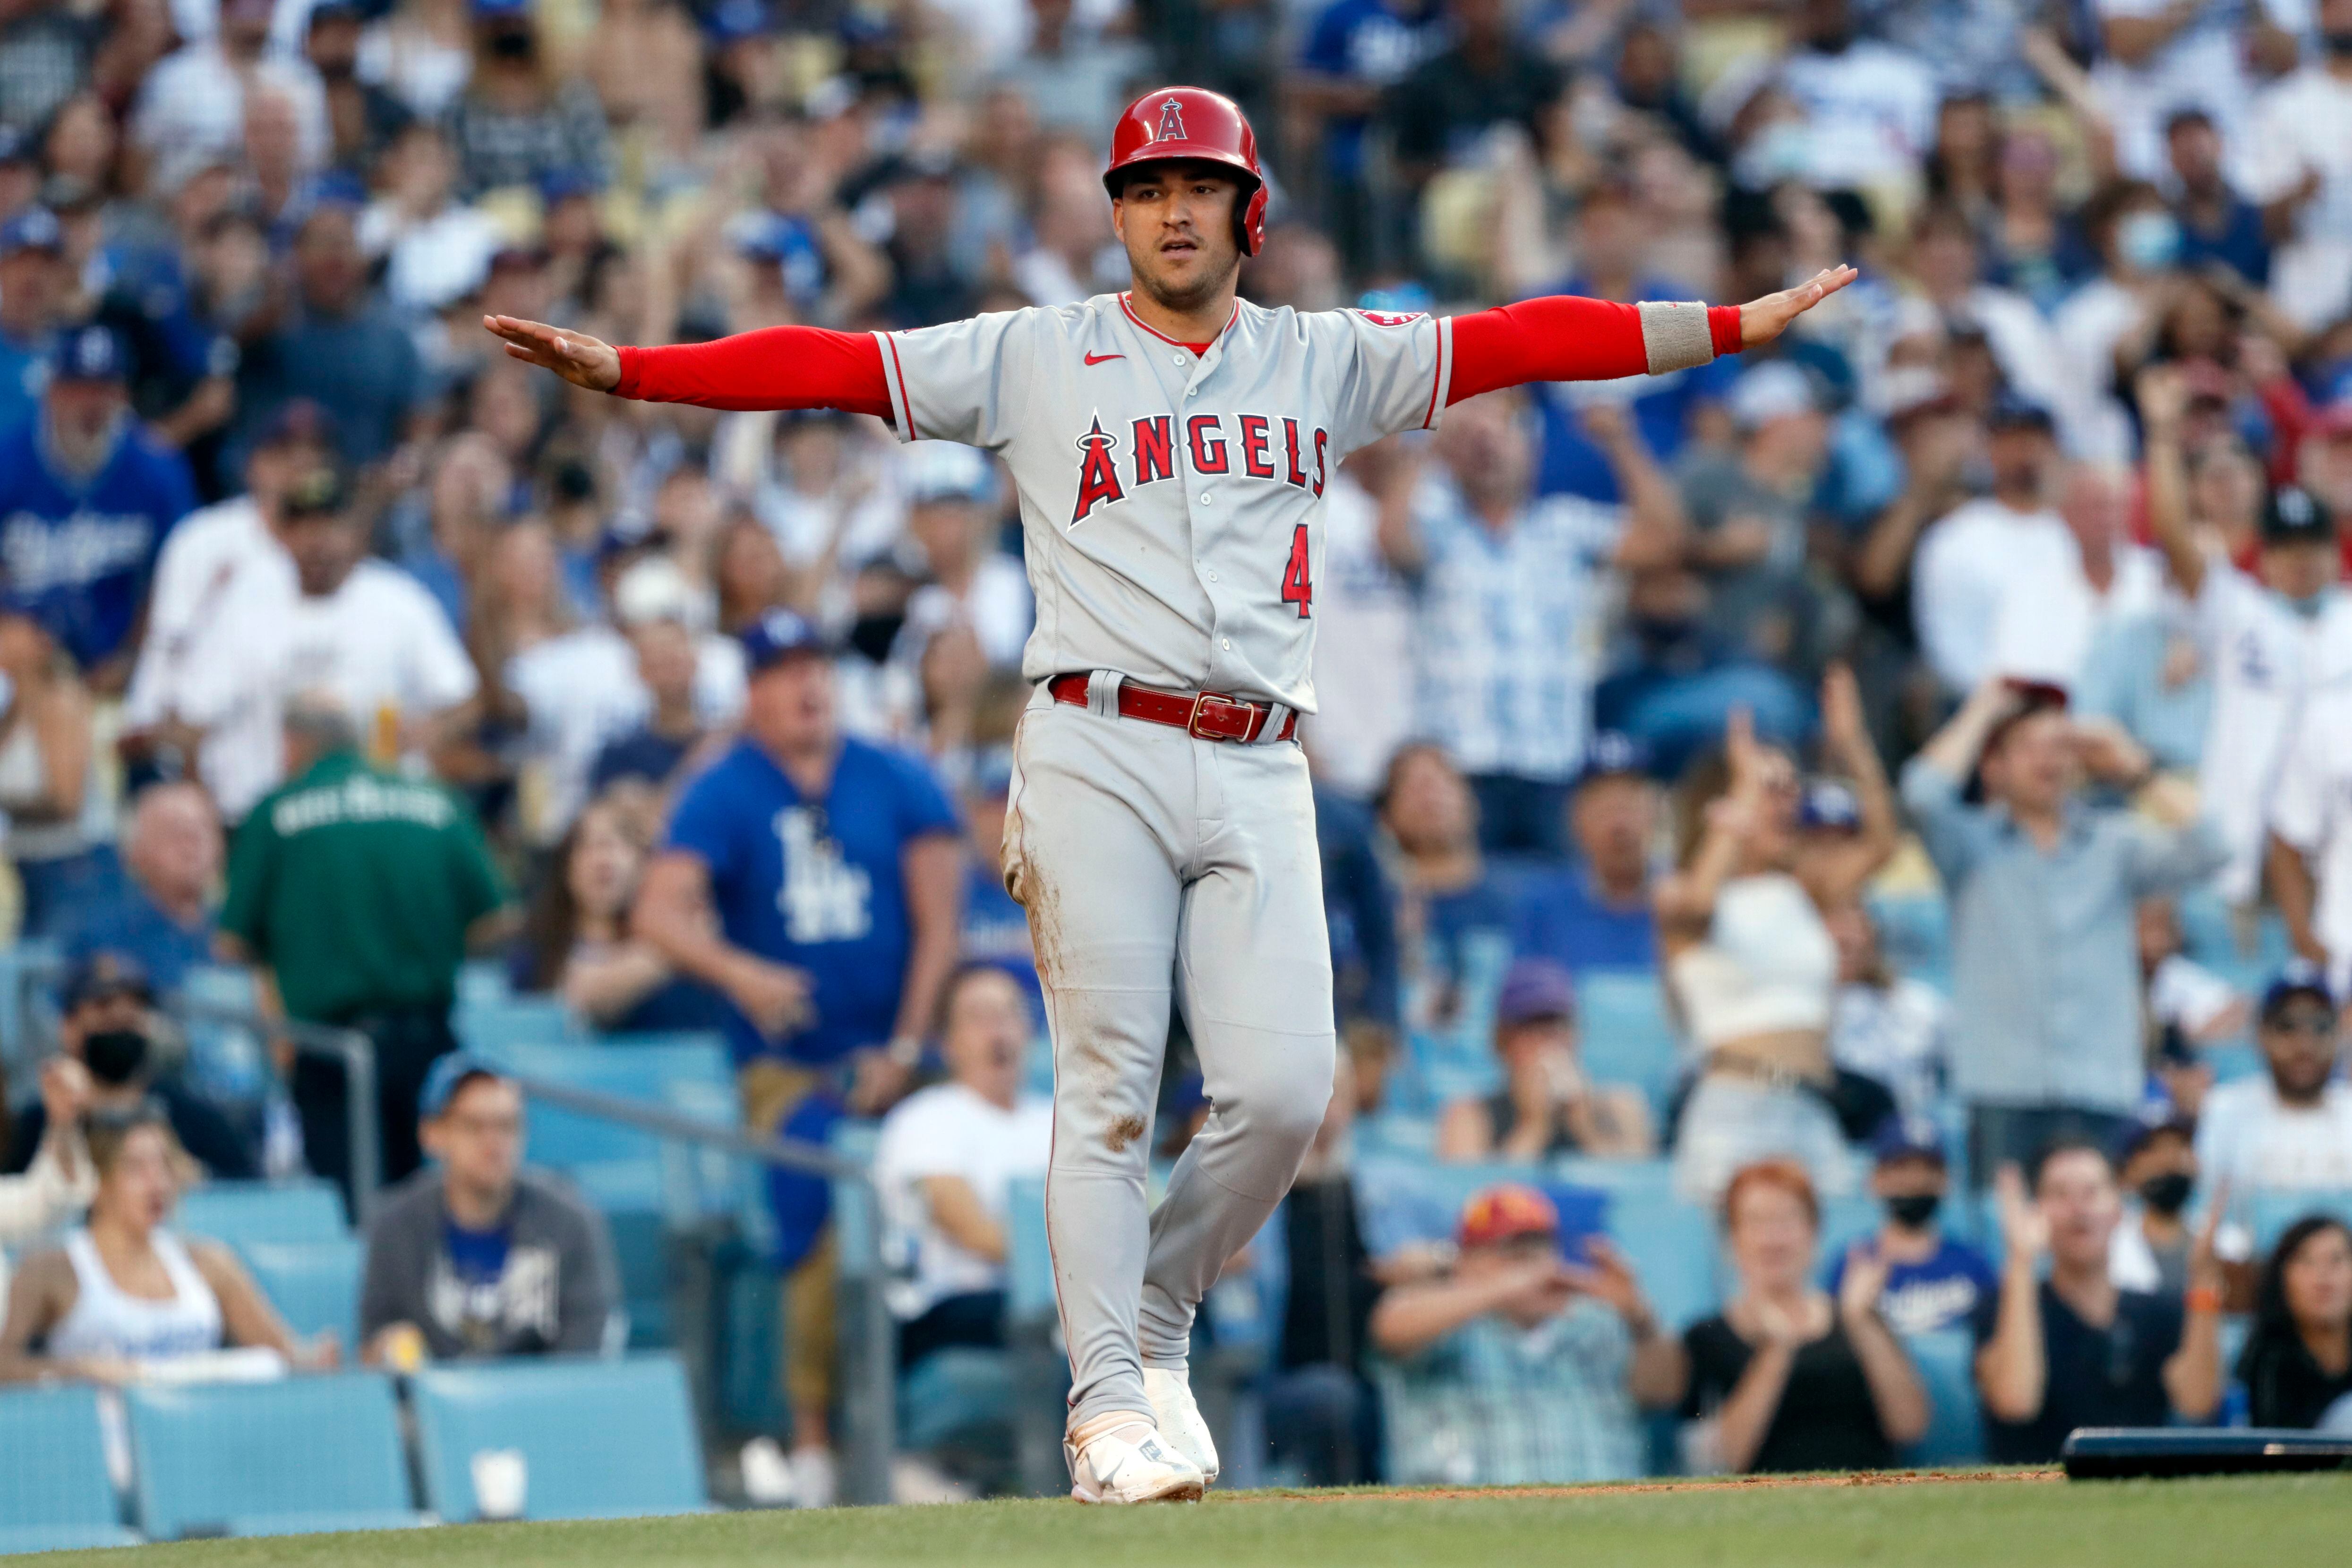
[874,292,1454,711]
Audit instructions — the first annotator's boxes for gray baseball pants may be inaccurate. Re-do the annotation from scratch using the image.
[1004,678,1335,1431]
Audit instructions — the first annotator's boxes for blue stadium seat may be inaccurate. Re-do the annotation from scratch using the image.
[239,1239,363,1345]
[2247,1189,2352,1251]
[458,960,513,1006]
[124,1373,422,1539]
[176,1181,349,1248]
[1575,969,1685,1119]
[898,1346,1015,1452]
[0,1386,137,1553]
[1902,1327,1984,1465]
[454,997,587,1054]
[409,1355,708,1522]
[1603,1182,1718,1332]
[1005,1174,1054,1325]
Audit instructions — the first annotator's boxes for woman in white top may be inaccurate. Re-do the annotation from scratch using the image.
[1657,665,1898,1201]
[0,1107,316,1385]
[0,600,120,940]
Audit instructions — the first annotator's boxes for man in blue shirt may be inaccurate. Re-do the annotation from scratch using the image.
[0,323,193,692]
[1825,1119,1997,1337]
[1512,731,1659,973]
[1291,0,1442,267]
[0,205,61,432]
[636,608,962,1499]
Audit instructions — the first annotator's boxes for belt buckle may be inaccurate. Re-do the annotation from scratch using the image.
[1186,690,1254,741]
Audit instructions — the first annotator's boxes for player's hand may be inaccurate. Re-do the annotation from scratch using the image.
[482,314,622,392]
[1737,265,1858,346]
[725,958,815,1040]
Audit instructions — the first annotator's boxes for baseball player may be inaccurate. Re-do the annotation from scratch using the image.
[488,86,1852,1503]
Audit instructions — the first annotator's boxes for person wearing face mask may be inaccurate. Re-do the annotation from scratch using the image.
[2109,1118,2204,1296]
[1,954,259,1182]
[2243,0,2352,331]
[1826,1121,1996,1337]
[2052,182,2184,465]
[2139,365,2352,911]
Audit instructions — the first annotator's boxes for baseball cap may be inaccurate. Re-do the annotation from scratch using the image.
[1457,1182,1560,1250]
[50,324,126,383]
[739,608,827,671]
[62,951,155,1012]
[1799,778,1861,831]
[1986,393,2056,435]
[2259,968,2336,1024]
[255,397,341,452]
[279,461,350,518]
[1494,958,1576,1028]
[2112,1113,2194,1166]
[1870,1115,1945,1167]
[902,443,995,507]
[419,1052,505,1120]
[0,205,60,256]
[1576,730,1650,789]
[1727,361,1817,430]
[2261,484,2333,548]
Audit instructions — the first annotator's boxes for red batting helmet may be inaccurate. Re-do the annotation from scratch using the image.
[1102,86,1267,257]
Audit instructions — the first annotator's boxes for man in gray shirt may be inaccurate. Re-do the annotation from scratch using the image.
[359,1054,618,1362]
[1901,679,2227,1184]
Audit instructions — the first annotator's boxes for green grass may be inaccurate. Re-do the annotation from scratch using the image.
[15,1473,2352,1568]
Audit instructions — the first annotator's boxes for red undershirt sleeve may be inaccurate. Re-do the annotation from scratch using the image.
[1445,296,1745,405]
[611,326,894,419]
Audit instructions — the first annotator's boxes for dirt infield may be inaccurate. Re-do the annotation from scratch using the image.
[1236,1468,2065,1504]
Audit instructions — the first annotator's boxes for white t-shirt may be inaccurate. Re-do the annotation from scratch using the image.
[872,1082,1054,1321]
[2194,1076,2352,1191]
[507,626,747,844]
[1776,40,1939,189]
[175,560,478,820]
[1912,497,2094,694]
[2239,65,2352,328]
[121,495,291,732]
[1305,470,1415,798]
[2268,679,2352,996]
[2192,568,2352,901]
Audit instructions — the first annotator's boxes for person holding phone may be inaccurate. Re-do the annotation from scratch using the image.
[1368,1182,1682,1485]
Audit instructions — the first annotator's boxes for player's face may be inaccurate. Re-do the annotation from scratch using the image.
[2260,537,2337,603]
[1112,163,1244,312]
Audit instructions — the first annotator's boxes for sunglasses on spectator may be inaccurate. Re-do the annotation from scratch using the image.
[2268,1011,2336,1036]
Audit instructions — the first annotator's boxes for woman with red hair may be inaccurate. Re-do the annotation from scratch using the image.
[1659,1158,1927,1473]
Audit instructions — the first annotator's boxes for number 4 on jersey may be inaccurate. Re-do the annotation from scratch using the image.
[1281,524,1313,618]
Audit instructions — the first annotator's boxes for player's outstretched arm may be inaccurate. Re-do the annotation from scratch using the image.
[483,315,621,391]
[1733,265,1858,346]
[481,316,895,417]
[1445,264,1858,405]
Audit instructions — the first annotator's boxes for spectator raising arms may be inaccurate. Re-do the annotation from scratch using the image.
[0,1105,325,1386]
[1975,1146,2226,1463]
[359,1056,619,1363]
[1670,1159,1927,1474]
[2236,1217,2352,1430]
[1658,664,1897,1201]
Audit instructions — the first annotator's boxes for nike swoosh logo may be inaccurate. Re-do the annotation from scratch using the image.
[1084,352,1124,365]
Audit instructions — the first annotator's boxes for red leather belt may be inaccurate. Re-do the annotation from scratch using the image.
[1048,672,1299,744]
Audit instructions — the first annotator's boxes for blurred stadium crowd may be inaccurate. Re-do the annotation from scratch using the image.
[0,0,2349,1523]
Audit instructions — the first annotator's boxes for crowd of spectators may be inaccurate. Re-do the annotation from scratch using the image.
[0,0,2351,1506]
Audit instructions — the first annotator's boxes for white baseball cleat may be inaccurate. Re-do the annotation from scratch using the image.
[1064,1411,1205,1504]
[1142,1367,1220,1485]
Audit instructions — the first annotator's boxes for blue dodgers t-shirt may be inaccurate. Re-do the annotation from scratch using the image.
[1511,867,1656,972]
[664,735,958,1067]
[0,412,194,668]
[1823,1234,1999,1337]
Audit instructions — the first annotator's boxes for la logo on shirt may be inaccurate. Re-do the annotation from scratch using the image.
[774,806,872,943]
